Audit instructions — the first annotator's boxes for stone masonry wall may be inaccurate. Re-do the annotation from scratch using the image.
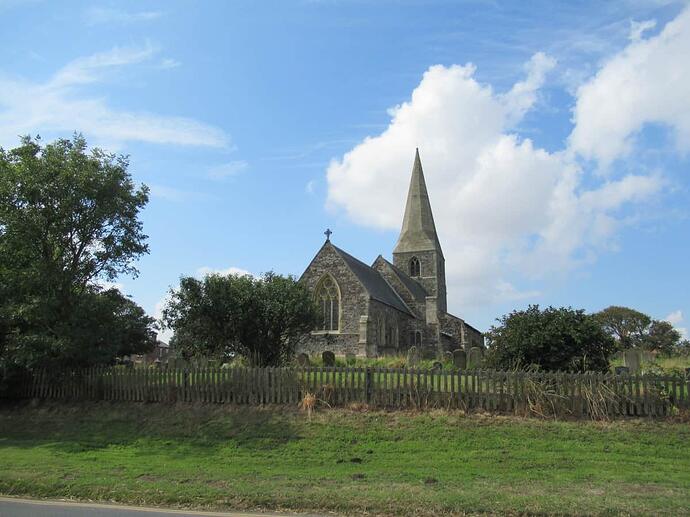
[367,299,415,356]
[297,243,370,356]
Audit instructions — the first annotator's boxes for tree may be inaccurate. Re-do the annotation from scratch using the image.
[594,306,683,355]
[163,272,318,366]
[0,135,153,369]
[594,306,651,349]
[485,305,615,372]
[4,288,157,370]
[643,320,682,356]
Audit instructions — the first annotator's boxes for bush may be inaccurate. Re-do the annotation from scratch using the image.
[485,305,615,372]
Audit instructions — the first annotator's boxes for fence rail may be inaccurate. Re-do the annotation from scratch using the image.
[4,366,689,418]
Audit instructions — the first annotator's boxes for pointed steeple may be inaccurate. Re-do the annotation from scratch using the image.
[393,149,443,256]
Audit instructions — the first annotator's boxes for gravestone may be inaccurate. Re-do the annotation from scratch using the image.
[468,347,483,369]
[623,349,641,374]
[641,350,654,363]
[614,366,630,375]
[452,349,467,369]
[406,346,419,367]
[432,361,443,371]
[322,350,336,367]
[345,353,357,365]
[297,353,310,367]
[443,351,453,363]
[220,362,232,369]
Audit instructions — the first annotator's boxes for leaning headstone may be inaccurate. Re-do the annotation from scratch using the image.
[614,366,630,375]
[623,349,641,374]
[406,346,419,367]
[443,351,453,363]
[297,353,310,367]
[432,361,443,371]
[345,352,357,365]
[322,350,336,367]
[452,349,467,369]
[468,347,483,369]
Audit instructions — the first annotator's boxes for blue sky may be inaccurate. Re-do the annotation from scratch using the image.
[1,0,688,339]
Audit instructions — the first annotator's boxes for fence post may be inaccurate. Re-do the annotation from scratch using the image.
[365,367,372,404]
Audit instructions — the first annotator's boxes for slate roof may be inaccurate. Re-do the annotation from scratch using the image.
[377,257,428,302]
[330,244,413,316]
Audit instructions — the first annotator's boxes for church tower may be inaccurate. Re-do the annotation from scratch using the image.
[393,149,447,313]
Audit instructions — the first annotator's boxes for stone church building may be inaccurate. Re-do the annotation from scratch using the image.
[298,149,483,358]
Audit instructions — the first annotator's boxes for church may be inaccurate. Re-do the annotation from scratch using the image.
[298,149,483,358]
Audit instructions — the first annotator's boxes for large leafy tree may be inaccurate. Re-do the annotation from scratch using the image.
[593,306,651,349]
[485,305,615,372]
[163,272,318,366]
[0,135,154,370]
[594,306,683,354]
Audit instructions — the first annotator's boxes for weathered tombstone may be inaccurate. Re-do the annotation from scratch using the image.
[452,349,467,369]
[443,351,453,363]
[432,361,443,371]
[615,366,630,375]
[297,353,310,367]
[468,347,483,369]
[641,350,654,363]
[406,346,419,367]
[322,350,336,367]
[623,349,641,374]
[345,352,357,365]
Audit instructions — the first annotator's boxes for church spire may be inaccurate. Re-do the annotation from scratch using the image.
[393,148,443,256]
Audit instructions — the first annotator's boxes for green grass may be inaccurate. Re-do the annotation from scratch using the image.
[610,355,690,375]
[0,402,689,516]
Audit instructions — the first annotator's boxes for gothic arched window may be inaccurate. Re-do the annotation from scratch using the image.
[315,275,340,331]
[409,256,421,277]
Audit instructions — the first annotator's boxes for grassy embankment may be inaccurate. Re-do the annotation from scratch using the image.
[0,402,689,516]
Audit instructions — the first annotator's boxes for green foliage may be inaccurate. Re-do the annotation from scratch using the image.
[594,306,684,354]
[3,288,156,371]
[485,305,615,372]
[0,135,153,370]
[163,271,318,366]
[594,306,650,349]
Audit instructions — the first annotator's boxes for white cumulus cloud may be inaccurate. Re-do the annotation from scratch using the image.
[326,50,664,310]
[570,7,690,166]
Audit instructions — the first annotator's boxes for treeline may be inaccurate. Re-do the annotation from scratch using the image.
[0,135,318,390]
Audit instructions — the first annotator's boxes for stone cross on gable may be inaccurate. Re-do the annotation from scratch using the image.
[324,228,332,241]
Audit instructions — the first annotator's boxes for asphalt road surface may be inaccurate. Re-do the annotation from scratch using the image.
[0,498,318,517]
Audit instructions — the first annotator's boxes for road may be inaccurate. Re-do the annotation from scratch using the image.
[0,497,321,517]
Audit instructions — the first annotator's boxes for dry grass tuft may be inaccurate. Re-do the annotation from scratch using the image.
[299,392,317,421]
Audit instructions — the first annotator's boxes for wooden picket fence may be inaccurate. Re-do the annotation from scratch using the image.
[5,366,690,418]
